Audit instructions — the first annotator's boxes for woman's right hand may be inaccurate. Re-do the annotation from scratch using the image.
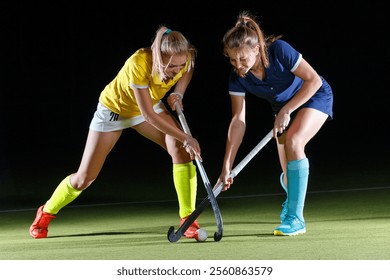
[167,93,183,111]
[183,136,202,161]
[216,171,233,192]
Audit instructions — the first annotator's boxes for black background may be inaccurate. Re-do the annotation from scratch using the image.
[1,1,389,208]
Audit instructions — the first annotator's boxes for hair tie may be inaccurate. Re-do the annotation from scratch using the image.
[239,21,246,26]
[164,28,172,35]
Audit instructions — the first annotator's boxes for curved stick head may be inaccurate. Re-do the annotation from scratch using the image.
[167,226,180,243]
[214,232,223,242]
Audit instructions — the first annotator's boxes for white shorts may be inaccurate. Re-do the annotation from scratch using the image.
[89,101,167,132]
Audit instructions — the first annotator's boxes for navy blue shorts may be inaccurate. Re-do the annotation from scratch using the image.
[301,78,333,120]
[273,77,334,120]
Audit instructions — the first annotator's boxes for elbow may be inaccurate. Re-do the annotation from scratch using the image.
[314,74,323,91]
[231,118,246,131]
[142,112,151,123]
[142,111,157,125]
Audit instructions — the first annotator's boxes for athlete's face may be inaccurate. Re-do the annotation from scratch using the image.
[162,54,187,79]
[226,45,259,77]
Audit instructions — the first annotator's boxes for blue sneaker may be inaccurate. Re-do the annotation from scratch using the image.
[280,199,288,222]
[274,215,306,236]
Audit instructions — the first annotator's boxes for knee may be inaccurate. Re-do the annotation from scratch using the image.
[167,139,191,163]
[71,173,96,191]
[284,134,305,153]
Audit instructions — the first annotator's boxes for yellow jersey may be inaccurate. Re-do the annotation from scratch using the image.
[99,48,190,118]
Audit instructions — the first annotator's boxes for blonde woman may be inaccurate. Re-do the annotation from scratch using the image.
[30,26,203,240]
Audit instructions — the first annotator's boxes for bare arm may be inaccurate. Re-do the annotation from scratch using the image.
[133,87,200,159]
[274,58,322,136]
[166,69,194,110]
[219,95,246,189]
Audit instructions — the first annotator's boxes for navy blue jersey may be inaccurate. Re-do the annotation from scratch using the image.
[228,39,333,118]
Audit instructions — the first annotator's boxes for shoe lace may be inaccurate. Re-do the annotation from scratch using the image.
[283,215,296,225]
[39,213,55,227]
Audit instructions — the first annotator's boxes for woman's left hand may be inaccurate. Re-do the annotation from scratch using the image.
[274,111,290,137]
[167,93,183,111]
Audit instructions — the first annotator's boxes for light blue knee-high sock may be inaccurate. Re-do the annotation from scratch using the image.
[286,158,309,222]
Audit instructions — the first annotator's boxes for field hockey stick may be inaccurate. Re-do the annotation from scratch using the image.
[167,129,273,242]
[168,101,223,242]
[211,129,274,196]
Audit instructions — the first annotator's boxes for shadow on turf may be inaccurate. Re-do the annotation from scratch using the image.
[47,230,275,241]
[45,220,278,240]
[48,231,156,238]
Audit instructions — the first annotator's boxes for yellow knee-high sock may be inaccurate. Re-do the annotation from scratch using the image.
[43,175,82,215]
[173,162,197,218]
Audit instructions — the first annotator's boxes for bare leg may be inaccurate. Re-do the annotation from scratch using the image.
[274,108,328,236]
[71,130,122,190]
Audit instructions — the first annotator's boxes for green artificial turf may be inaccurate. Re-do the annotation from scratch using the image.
[1,187,389,260]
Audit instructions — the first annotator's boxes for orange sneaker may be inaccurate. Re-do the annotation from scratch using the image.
[180,216,200,238]
[29,205,56,239]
